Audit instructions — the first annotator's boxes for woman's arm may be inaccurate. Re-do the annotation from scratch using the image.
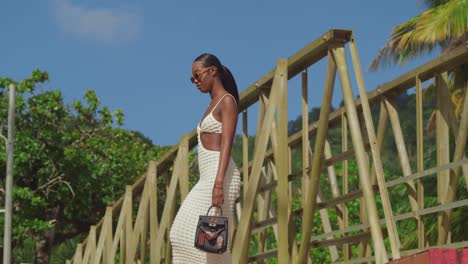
[212,95,238,207]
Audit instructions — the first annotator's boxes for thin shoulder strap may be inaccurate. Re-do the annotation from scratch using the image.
[210,93,236,113]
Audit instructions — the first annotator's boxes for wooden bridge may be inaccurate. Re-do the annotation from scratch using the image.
[67,29,468,263]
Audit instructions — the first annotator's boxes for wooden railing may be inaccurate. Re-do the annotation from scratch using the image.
[67,29,468,263]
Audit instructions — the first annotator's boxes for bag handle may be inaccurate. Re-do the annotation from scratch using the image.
[206,205,223,216]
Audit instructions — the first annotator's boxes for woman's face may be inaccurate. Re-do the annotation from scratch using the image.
[191,61,214,93]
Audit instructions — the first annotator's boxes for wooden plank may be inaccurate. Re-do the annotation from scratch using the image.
[297,48,336,264]
[256,157,467,213]
[309,199,468,245]
[443,76,468,240]
[254,92,266,161]
[154,143,184,261]
[82,226,96,264]
[256,165,272,264]
[415,76,426,248]
[436,74,451,245]
[166,175,177,264]
[179,134,189,201]
[301,71,310,205]
[274,59,292,263]
[386,159,468,188]
[93,207,112,264]
[384,98,419,212]
[140,203,149,264]
[110,187,129,259]
[368,102,389,186]
[324,140,344,227]
[124,186,133,264]
[243,110,249,200]
[231,58,282,263]
[351,38,402,260]
[337,42,388,263]
[342,113,351,261]
[149,162,159,264]
[129,173,151,260]
[73,243,83,264]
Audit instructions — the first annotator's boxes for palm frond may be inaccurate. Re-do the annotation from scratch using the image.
[370,0,468,71]
[423,0,450,8]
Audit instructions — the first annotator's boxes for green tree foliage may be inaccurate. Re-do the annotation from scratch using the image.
[0,70,170,263]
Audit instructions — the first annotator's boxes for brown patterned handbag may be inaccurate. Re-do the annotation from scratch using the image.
[194,206,228,254]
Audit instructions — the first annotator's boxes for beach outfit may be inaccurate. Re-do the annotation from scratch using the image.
[170,94,241,263]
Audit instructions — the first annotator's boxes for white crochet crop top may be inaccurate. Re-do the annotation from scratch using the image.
[197,94,236,134]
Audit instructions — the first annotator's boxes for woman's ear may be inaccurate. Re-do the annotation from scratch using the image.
[210,67,218,77]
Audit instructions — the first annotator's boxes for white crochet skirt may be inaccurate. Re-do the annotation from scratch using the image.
[169,144,240,264]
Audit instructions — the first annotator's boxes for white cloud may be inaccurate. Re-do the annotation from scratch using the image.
[51,0,142,42]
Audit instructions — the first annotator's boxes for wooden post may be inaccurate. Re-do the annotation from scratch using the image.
[124,186,133,263]
[74,243,83,264]
[335,43,388,263]
[297,48,336,264]
[443,77,468,238]
[350,39,403,260]
[140,199,149,264]
[324,140,344,227]
[128,176,151,261]
[109,186,129,261]
[149,162,159,264]
[257,165,272,264]
[436,74,451,245]
[342,113,350,261]
[275,58,292,263]
[166,172,175,264]
[179,134,190,201]
[383,98,419,212]
[254,90,267,155]
[82,226,97,264]
[154,135,188,261]
[232,60,282,263]
[243,110,249,200]
[119,185,133,263]
[94,207,113,264]
[302,71,310,204]
[267,160,280,241]
[415,76,426,248]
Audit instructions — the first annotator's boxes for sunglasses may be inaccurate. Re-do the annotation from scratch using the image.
[190,67,214,83]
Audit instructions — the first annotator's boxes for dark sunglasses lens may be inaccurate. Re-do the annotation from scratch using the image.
[190,76,195,83]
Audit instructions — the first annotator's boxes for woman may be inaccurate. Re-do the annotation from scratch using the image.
[169,53,241,263]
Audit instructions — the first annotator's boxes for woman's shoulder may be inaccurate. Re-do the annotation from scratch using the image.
[219,93,237,110]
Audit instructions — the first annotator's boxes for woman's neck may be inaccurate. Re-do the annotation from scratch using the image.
[209,81,226,100]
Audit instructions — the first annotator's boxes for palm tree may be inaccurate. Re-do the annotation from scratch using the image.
[371,0,467,117]
[371,0,467,70]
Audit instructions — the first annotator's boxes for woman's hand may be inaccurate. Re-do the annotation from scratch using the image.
[212,185,224,208]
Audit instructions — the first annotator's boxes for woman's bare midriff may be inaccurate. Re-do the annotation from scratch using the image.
[200,133,222,151]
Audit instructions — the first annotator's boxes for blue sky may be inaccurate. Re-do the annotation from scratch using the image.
[1,0,437,146]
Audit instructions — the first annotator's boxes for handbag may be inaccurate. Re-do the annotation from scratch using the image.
[194,205,228,254]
